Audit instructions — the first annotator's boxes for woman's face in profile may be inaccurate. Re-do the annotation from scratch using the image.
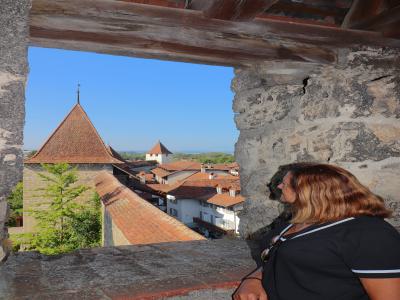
[277,172,297,203]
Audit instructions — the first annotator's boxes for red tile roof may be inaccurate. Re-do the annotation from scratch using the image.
[107,146,127,163]
[207,194,245,208]
[147,183,177,193]
[140,173,155,183]
[95,172,205,245]
[151,167,172,178]
[158,161,202,171]
[168,182,217,200]
[126,160,158,168]
[184,172,238,181]
[158,161,239,173]
[147,141,172,155]
[25,104,124,164]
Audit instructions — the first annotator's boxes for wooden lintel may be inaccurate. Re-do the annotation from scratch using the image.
[342,0,400,38]
[116,0,186,9]
[188,0,279,21]
[29,0,400,67]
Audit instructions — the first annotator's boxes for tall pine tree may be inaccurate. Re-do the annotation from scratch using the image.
[27,163,100,254]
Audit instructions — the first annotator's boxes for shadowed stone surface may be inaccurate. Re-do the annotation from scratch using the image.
[0,240,256,299]
[234,47,400,236]
[0,0,30,261]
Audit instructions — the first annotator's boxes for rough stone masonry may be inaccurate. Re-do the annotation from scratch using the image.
[234,47,400,237]
[0,0,30,261]
[1,0,400,261]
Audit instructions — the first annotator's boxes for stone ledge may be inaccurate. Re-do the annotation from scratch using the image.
[0,239,256,300]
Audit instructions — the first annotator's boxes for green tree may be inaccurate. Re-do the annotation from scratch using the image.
[26,150,37,158]
[27,163,100,255]
[6,182,23,227]
[69,192,102,248]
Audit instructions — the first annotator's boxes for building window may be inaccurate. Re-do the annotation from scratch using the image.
[200,211,203,220]
[169,208,178,217]
[210,215,214,225]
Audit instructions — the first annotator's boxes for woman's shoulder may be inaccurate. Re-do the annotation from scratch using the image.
[338,215,400,245]
[337,216,400,278]
[346,215,398,232]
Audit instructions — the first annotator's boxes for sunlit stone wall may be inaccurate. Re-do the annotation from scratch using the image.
[233,47,400,237]
[0,0,30,261]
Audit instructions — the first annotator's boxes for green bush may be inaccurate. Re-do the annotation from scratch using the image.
[6,182,23,227]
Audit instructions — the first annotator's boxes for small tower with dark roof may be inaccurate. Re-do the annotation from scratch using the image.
[146,140,172,164]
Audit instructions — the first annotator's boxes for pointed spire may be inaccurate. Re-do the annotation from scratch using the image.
[77,83,80,104]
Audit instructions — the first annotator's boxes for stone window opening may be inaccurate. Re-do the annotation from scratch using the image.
[2,1,400,299]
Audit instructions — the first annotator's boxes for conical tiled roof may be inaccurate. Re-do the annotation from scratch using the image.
[25,104,124,164]
[147,140,172,155]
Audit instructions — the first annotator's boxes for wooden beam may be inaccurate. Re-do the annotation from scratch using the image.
[342,0,400,38]
[117,0,186,9]
[188,0,279,21]
[29,0,400,67]
[342,0,388,28]
[257,14,338,28]
[269,2,346,18]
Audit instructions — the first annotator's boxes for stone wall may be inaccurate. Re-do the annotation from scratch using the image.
[234,47,400,237]
[0,239,256,299]
[23,164,113,233]
[0,0,30,261]
[102,204,130,246]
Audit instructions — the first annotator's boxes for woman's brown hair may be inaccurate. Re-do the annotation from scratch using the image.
[289,163,392,224]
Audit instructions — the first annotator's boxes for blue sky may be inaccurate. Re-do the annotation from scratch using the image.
[25,47,237,153]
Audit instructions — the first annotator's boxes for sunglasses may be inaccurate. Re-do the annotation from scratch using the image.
[261,235,283,262]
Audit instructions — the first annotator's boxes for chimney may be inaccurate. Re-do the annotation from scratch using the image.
[216,185,222,194]
[209,172,215,180]
[139,172,146,184]
[200,163,206,173]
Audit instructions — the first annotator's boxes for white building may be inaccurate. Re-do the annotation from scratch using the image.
[165,180,244,237]
[145,141,172,164]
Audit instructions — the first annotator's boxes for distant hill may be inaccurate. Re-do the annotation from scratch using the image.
[120,151,234,164]
[171,152,234,164]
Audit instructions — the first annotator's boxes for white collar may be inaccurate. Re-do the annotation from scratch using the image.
[279,217,355,241]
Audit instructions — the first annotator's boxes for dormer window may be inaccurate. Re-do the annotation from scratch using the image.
[229,189,236,197]
[216,186,222,194]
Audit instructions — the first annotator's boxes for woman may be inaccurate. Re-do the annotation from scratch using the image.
[233,163,400,300]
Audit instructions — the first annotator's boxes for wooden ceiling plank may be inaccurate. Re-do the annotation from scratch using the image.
[342,0,400,38]
[268,1,348,18]
[257,14,338,28]
[29,13,337,65]
[116,0,186,9]
[285,0,353,9]
[29,0,400,66]
[188,0,279,21]
[353,5,400,30]
[342,0,389,28]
